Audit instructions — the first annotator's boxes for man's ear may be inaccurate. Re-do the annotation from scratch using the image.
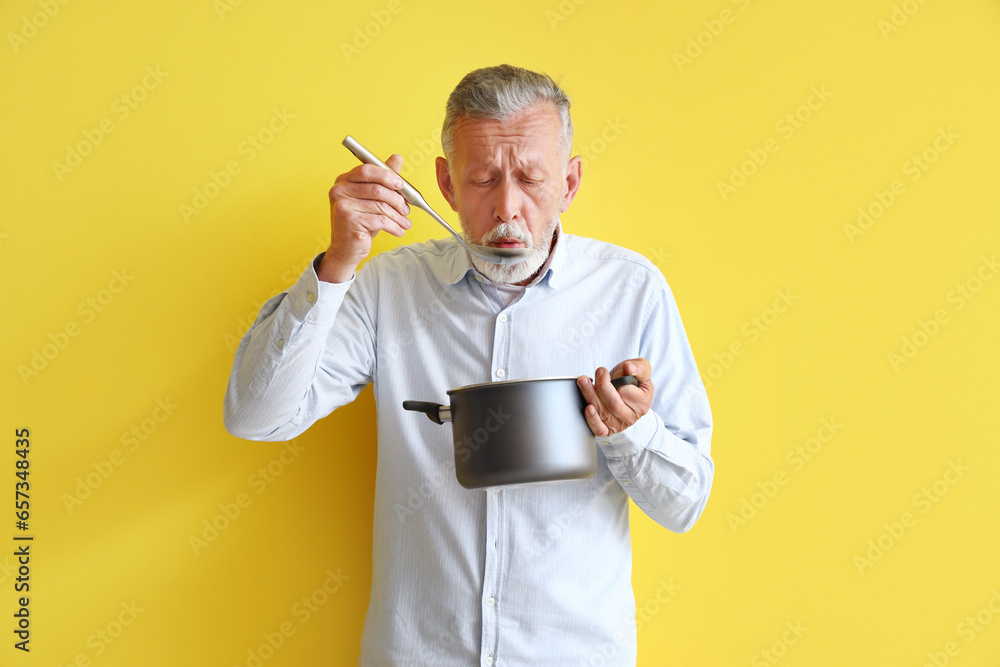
[560,155,582,213]
[436,156,458,212]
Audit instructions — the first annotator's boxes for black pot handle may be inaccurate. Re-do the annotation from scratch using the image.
[611,375,639,389]
[402,401,451,425]
[406,377,635,424]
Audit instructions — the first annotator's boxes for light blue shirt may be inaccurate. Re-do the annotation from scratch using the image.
[223,226,714,666]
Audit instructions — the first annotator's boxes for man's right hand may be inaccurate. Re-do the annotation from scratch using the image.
[317,153,412,283]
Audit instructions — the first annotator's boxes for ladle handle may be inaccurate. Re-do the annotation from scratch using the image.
[342,135,476,252]
[342,135,429,211]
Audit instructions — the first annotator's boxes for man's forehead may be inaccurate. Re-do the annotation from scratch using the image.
[452,105,562,164]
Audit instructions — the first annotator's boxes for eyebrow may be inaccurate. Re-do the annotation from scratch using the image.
[465,158,549,174]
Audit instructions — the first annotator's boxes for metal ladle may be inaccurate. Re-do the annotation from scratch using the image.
[342,136,535,265]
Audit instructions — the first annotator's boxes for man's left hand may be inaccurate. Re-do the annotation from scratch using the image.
[577,358,654,437]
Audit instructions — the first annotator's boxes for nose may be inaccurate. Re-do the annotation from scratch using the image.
[493,177,521,223]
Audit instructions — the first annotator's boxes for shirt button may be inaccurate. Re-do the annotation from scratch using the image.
[277,339,285,349]
[306,291,316,303]
[495,368,505,378]
[498,313,508,323]
[486,596,495,606]
[485,657,494,666]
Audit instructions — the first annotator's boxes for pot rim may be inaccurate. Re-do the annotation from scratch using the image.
[447,375,580,394]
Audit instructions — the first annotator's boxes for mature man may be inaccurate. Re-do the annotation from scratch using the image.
[224,65,713,665]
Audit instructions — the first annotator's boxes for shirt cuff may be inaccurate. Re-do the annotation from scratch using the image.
[596,410,659,459]
[286,252,353,324]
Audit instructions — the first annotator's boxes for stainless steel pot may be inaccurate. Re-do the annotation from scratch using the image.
[403,375,638,489]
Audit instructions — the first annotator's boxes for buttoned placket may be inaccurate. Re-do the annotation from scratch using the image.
[479,279,517,666]
[481,485,502,665]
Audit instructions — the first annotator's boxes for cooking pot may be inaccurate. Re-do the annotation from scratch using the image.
[403,375,638,489]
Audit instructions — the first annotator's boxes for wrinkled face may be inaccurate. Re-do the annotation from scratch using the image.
[436,102,581,284]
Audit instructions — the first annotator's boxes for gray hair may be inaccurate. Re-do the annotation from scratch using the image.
[441,64,573,165]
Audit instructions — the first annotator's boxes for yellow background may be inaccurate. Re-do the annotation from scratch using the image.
[3,0,999,665]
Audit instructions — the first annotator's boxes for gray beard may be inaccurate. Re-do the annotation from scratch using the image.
[461,216,559,285]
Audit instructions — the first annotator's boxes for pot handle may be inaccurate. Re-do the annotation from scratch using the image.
[611,375,639,389]
[402,401,452,425]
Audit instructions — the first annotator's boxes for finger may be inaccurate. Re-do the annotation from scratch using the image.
[630,358,653,383]
[592,367,633,421]
[336,161,410,218]
[334,177,410,212]
[576,374,603,413]
[368,196,412,231]
[352,205,412,236]
[384,153,404,174]
[609,358,654,408]
[332,194,408,228]
[583,403,610,437]
[332,199,412,243]
[330,181,411,219]
[579,370,621,428]
[344,163,406,190]
[577,374,612,424]
[611,358,651,382]
[371,211,412,237]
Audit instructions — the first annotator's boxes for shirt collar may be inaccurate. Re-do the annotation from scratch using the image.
[441,221,566,290]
